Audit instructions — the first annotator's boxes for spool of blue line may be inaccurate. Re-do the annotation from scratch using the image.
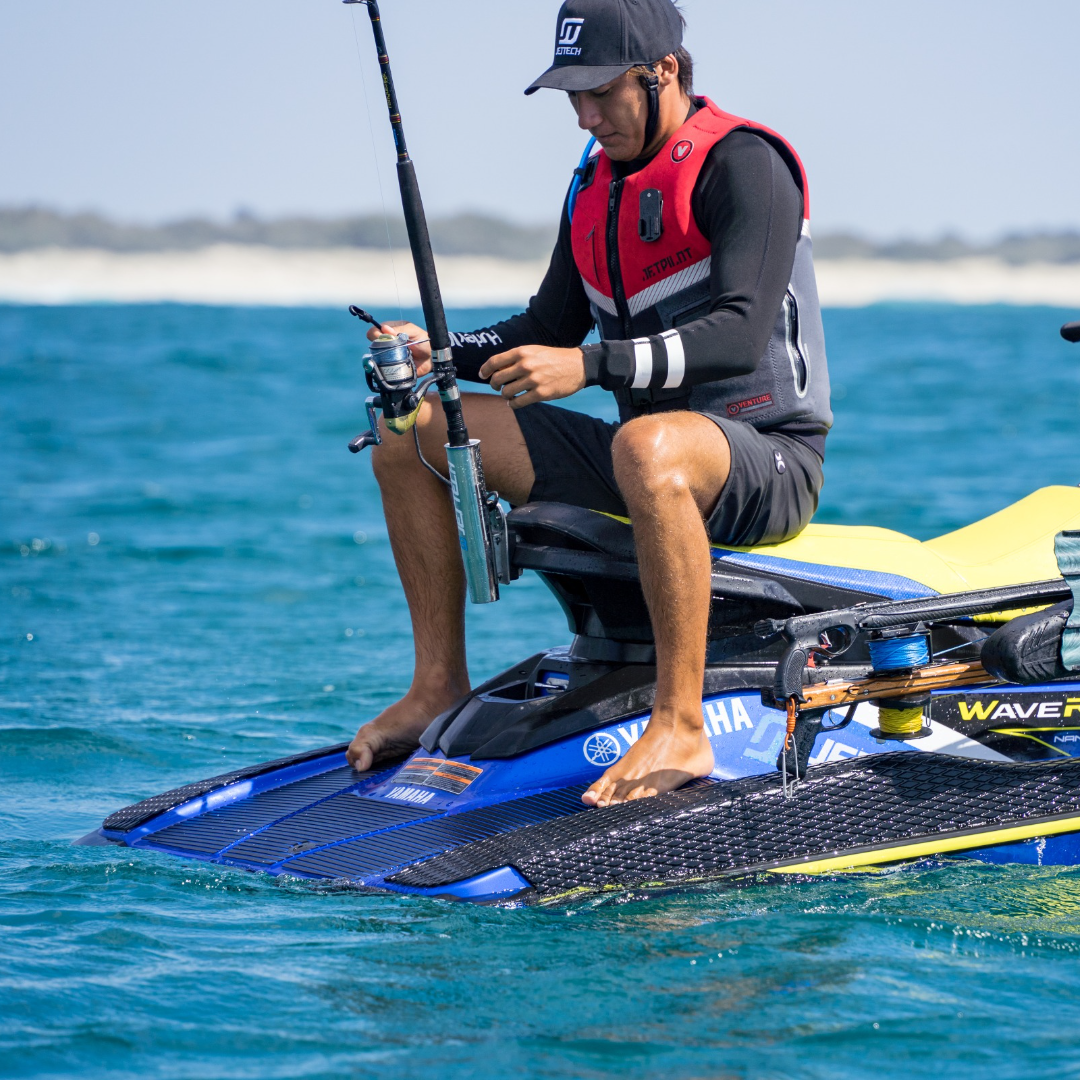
[868,633,930,673]
[868,632,933,740]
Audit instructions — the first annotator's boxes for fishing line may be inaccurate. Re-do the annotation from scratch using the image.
[866,632,933,740]
[924,638,974,660]
[877,705,926,737]
[867,634,930,672]
[350,5,403,322]
[413,381,452,489]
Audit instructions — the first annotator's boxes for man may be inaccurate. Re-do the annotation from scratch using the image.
[346,0,832,807]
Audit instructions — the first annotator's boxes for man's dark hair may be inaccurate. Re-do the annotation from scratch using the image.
[629,47,694,96]
[672,5,693,94]
[673,46,694,95]
[629,6,694,96]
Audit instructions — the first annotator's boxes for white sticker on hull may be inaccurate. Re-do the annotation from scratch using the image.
[385,785,436,805]
[703,698,755,736]
[581,694,793,768]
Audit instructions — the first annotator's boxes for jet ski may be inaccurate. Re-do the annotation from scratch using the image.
[82,3,1080,903]
[82,327,1080,903]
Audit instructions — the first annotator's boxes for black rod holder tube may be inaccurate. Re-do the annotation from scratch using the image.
[353,0,467,445]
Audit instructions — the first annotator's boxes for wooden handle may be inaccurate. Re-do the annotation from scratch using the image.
[799,660,993,710]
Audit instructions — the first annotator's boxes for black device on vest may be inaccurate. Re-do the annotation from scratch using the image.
[639,189,663,242]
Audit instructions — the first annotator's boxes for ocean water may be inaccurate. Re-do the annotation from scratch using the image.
[2,301,1080,1079]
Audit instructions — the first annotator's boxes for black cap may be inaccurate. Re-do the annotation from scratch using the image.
[525,0,683,96]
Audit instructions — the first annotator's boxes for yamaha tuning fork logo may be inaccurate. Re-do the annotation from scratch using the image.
[556,17,585,56]
[582,731,621,766]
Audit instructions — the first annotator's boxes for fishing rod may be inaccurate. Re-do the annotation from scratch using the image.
[344,0,509,603]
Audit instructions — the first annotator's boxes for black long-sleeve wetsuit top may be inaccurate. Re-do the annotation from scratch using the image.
[448,127,825,458]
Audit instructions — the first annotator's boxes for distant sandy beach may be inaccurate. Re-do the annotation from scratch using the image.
[1,245,1079,309]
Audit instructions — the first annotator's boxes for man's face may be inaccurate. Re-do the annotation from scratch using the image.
[568,72,649,161]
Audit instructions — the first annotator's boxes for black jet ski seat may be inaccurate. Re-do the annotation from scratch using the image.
[506,487,1080,656]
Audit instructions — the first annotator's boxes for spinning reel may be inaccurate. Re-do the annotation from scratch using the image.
[344,305,515,602]
[347,306,434,453]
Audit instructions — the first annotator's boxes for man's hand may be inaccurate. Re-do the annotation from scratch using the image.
[366,320,432,376]
[479,345,586,409]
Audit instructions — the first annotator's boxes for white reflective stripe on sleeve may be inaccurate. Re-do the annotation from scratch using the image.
[630,338,653,389]
[660,329,685,388]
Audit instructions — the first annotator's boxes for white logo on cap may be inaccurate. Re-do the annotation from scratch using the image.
[558,17,585,46]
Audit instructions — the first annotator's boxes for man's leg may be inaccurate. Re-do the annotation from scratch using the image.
[582,413,731,806]
[346,394,534,770]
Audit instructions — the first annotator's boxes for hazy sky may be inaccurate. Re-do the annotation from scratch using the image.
[2,0,1077,239]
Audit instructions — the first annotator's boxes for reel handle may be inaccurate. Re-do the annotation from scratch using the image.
[349,305,384,331]
[349,431,380,454]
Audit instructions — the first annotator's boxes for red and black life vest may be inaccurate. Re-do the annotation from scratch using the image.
[572,98,807,331]
[569,97,832,435]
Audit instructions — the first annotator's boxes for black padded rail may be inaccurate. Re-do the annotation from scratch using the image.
[981,601,1074,684]
[389,755,1080,899]
[103,743,352,833]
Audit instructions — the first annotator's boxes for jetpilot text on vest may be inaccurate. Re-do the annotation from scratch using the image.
[642,246,693,283]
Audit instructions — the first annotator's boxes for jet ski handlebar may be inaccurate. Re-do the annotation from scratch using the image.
[759,575,1073,706]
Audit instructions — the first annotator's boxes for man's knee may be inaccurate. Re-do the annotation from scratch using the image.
[371,433,406,483]
[611,417,691,497]
[612,414,731,514]
[371,401,446,481]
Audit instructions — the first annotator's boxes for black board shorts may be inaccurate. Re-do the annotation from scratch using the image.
[514,403,823,548]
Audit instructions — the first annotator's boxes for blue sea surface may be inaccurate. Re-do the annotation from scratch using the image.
[2,302,1080,1079]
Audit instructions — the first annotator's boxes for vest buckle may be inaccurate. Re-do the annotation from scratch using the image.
[638,188,664,243]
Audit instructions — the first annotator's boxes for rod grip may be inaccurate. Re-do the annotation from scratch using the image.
[397,160,450,352]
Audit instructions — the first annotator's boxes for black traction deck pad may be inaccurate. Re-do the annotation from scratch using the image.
[389,754,1080,901]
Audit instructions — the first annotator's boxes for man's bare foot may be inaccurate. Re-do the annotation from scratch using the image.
[346,682,468,771]
[582,712,713,807]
